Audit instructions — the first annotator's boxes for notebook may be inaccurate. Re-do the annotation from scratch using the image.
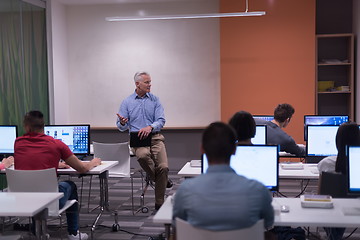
[130,132,152,147]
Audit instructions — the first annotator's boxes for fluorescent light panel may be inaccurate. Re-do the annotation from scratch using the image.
[106,11,266,21]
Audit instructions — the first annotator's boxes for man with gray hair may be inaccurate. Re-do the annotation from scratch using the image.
[116,72,171,210]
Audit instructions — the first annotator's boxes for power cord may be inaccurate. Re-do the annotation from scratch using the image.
[97,224,164,240]
[343,228,358,239]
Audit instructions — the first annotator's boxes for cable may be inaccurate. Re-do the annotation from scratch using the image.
[302,227,322,240]
[295,179,310,198]
[343,228,358,239]
[97,224,161,240]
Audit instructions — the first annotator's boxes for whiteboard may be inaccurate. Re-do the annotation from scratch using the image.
[54,2,220,128]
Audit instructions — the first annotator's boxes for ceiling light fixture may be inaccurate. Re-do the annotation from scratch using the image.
[106,0,265,22]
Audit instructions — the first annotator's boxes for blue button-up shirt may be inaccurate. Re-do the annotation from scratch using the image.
[116,92,166,132]
[172,165,274,230]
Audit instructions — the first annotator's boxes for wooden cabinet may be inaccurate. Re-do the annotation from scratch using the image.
[315,33,354,120]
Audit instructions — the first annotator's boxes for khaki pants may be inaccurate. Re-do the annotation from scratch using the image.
[132,133,169,205]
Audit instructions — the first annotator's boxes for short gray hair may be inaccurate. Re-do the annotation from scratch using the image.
[134,71,149,82]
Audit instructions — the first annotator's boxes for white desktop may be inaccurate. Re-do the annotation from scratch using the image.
[306,125,339,157]
[202,145,279,191]
[0,125,17,154]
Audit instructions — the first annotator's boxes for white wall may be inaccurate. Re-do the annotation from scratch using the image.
[355,0,360,122]
[48,0,70,124]
[50,1,220,127]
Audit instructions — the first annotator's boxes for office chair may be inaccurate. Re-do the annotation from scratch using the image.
[5,168,77,240]
[175,218,265,240]
[318,171,348,198]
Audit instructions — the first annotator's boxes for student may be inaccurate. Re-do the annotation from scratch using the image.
[255,103,305,156]
[172,122,274,232]
[318,122,360,174]
[0,156,13,170]
[317,122,360,240]
[14,110,101,240]
[229,110,256,145]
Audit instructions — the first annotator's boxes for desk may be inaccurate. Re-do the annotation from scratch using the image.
[0,192,63,240]
[178,162,319,180]
[153,195,360,239]
[57,161,118,239]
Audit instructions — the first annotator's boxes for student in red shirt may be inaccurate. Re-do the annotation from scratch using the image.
[14,110,101,240]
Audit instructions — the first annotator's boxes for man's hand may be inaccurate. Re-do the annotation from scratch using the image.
[2,156,14,168]
[91,157,101,166]
[138,126,153,140]
[116,113,128,125]
[58,161,70,169]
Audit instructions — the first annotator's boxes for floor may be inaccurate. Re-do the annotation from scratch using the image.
[1,171,360,240]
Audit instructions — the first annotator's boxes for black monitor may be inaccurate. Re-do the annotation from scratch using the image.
[201,145,279,191]
[304,115,348,140]
[253,115,274,122]
[347,146,360,195]
[0,125,17,156]
[44,125,90,155]
[306,125,338,157]
[252,125,267,145]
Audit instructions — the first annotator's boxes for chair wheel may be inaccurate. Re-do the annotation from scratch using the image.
[112,223,120,232]
[141,207,149,213]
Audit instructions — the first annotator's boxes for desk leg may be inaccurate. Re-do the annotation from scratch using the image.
[33,208,49,240]
[164,224,171,240]
[90,170,109,239]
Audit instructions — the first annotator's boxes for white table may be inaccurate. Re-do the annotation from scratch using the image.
[0,192,63,240]
[153,195,360,239]
[57,161,118,239]
[178,162,319,179]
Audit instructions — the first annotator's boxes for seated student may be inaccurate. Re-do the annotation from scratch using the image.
[0,156,14,170]
[172,122,274,232]
[14,110,101,240]
[317,122,360,240]
[255,103,305,156]
[229,110,256,145]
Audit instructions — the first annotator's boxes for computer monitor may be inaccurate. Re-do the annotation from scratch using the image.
[44,125,90,155]
[306,125,339,157]
[347,146,360,195]
[252,125,267,145]
[0,125,17,155]
[253,115,274,122]
[201,145,279,191]
[304,115,348,140]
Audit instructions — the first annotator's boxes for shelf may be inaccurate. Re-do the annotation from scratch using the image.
[318,63,351,66]
[318,91,351,94]
[315,33,354,119]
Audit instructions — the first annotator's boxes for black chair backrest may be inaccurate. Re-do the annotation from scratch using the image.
[318,171,348,198]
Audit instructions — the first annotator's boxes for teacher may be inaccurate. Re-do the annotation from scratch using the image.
[116,71,172,210]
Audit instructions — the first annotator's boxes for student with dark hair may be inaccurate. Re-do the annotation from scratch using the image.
[14,110,101,240]
[255,103,305,156]
[317,122,360,240]
[172,122,274,231]
[229,110,256,145]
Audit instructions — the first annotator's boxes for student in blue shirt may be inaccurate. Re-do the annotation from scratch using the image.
[173,122,274,232]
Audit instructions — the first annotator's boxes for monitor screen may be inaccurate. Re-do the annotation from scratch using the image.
[44,125,90,155]
[253,115,274,122]
[347,146,360,194]
[0,125,17,154]
[252,125,267,145]
[304,115,348,140]
[306,125,338,157]
[201,145,279,191]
